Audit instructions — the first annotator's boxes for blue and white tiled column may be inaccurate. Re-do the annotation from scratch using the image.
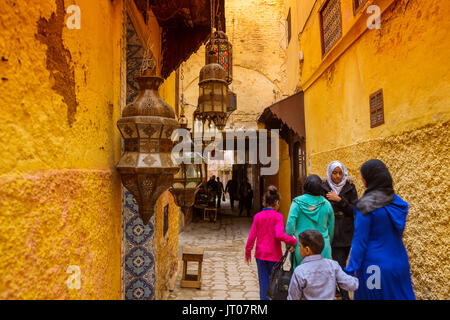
[122,190,156,300]
[121,15,158,300]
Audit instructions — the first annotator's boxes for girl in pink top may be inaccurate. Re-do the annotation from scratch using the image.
[245,186,297,300]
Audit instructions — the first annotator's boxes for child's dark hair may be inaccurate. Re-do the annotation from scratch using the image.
[263,185,280,207]
[298,230,324,254]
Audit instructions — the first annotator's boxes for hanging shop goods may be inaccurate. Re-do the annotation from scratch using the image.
[116,69,180,225]
[205,30,233,84]
[169,107,206,214]
[197,62,229,131]
[227,89,237,116]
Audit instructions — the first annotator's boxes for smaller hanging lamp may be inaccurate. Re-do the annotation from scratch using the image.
[197,62,229,131]
[169,97,206,213]
[195,0,232,132]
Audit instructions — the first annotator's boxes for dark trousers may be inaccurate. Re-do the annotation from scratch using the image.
[239,199,251,216]
[256,258,277,300]
[333,246,351,300]
[217,193,222,209]
[229,196,235,210]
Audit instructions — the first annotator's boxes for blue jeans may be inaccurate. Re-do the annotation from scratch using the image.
[256,258,277,300]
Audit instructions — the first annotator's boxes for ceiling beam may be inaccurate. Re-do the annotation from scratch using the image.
[125,0,162,75]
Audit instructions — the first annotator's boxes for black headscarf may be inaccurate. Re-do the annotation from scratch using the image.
[356,159,395,215]
[303,174,323,196]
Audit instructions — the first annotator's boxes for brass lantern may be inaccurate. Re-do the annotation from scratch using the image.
[206,30,233,84]
[197,63,229,131]
[116,69,180,225]
[169,136,206,214]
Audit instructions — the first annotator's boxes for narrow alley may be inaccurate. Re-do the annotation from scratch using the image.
[168,205,263,300]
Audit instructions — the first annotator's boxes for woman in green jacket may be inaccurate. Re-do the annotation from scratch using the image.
[286,174,335,268]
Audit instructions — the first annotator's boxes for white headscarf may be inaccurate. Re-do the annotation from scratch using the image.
[326,161,348,195]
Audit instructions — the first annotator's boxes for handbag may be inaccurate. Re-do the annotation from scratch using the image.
[266,248,297,300]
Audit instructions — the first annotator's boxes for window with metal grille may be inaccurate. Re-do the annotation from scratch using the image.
[353,0,368,14]
[286,8,292,47]
[320,0,342,56]
[370,89,385,128]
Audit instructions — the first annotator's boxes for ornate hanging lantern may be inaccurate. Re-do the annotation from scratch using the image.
[197,63,229,131]
[194,0,234,132]
[169,95,206,213]
[169,133,206,214]
[116,67,180,225]
[206,30,233,84]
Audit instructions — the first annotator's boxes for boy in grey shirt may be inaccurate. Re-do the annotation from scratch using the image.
[288,230,358,300]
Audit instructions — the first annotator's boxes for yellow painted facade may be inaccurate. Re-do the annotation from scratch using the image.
[0,0,180,299]
[286,0,450,299]
[278,139,291,222]
[156,71,181,300]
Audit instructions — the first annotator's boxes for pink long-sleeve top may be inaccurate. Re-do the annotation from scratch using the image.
[245,208,297,262]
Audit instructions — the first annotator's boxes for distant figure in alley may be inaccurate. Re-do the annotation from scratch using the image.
[216,177,225,209]
[225,178,238,211]
[239,177,253,217]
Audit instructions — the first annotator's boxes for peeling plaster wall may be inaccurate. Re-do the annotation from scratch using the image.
[0,0,124,299]
[155,190,180,300]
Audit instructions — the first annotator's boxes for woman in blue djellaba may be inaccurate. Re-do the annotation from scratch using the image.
[344,159,415,300]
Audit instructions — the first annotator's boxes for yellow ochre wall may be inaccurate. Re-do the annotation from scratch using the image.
[0,0,125,299]
[293,0,450,299]
[156,71,180,300]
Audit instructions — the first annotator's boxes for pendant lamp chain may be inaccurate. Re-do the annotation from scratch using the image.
[180,63,185,116]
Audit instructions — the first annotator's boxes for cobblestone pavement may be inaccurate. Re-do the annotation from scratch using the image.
[168,208,264,300]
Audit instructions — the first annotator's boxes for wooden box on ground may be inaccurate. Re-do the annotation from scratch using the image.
[180,246,204,289]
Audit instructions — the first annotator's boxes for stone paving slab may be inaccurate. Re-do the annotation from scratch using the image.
[167,212,262,300]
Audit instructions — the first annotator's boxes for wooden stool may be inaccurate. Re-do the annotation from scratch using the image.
[180,246,204,289]
[203,207,217,222]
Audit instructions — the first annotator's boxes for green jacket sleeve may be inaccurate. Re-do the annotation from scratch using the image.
[286,200,299,236]
[326,201,335,244]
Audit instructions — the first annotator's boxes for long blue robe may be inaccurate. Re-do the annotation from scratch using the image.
[344,194,415,300]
